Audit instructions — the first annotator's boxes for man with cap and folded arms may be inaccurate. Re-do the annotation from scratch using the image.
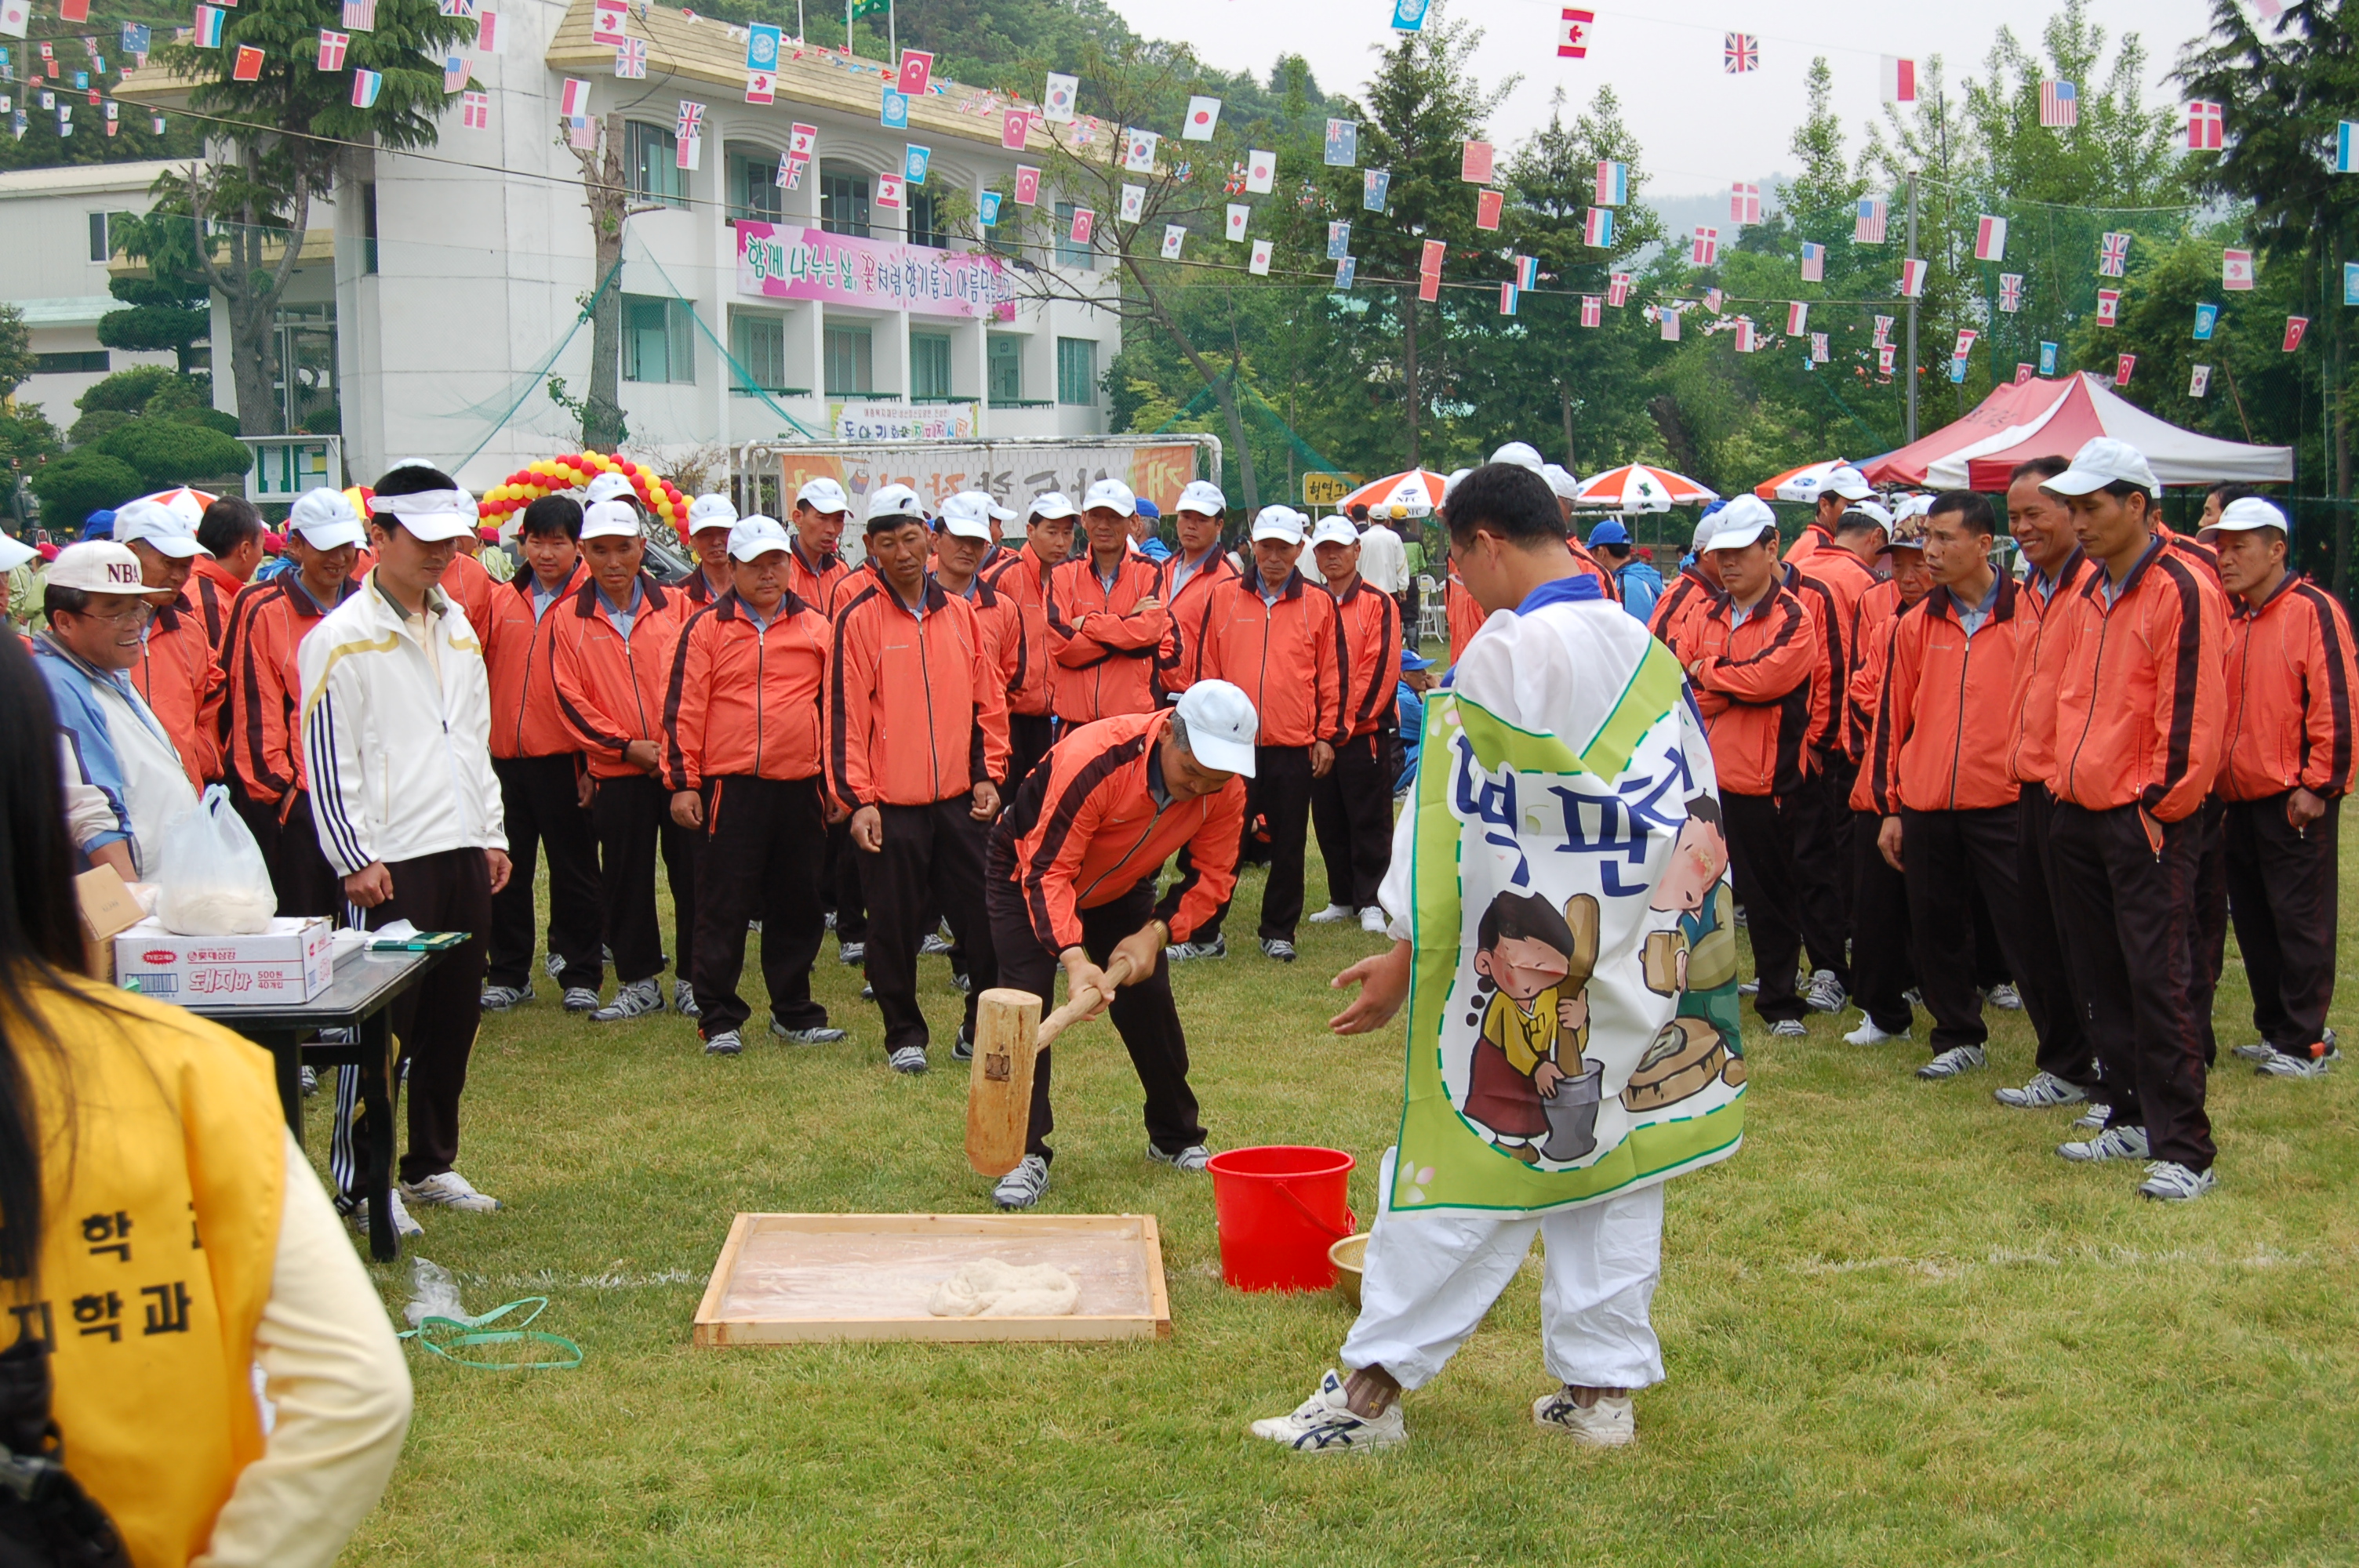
[1048,478,1170,726]
[1153,480,1240,702]
[302,463,511,1236]
[190,495,267,652]
[34,541,200,881]
[2038,437,2226,1202]
[1305,514,1402,935]
[983,492,1077,797]
[110,498,226,792]
[550,497,700,1024]
[663,515,846,1057]
[831,483,1010,1073]
[478,493,602,1014]
[1680,495,1822,1036]
[1179,503,1343,963]
[1783,462,1877,564]
[2204,496,2357,1080]
[1647,510,1731,655]
[220,486,365,918]
[676,493,741,607]
[983,677,1256,1209]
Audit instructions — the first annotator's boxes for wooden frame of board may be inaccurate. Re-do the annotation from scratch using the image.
[692,1212,1173,1345]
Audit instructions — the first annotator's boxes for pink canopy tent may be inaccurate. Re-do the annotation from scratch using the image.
[1860,372,2293,492]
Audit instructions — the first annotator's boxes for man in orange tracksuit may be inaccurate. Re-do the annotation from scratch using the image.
[1153,479,1240,702]
[550,499,698,1023]
[933,492,1024,695]
[663,515,846,1056]
[478,495,602,1013]
[1782,463,1876,565]
[1680,495,1819,1033]
[831,484,1009,1073]
[980,681,1257,1209]
[1306,515,1401,934]
[190,495,266,652]
[785,477,856,613]
[1648,513,1729,655]
[1778,516,1856,1014]
[983,492,1078,794]
[1183,504,1342,962]
[438,499,500,641]
[220,488,364,917]
[2040,439,2226,1202]
[1048,478,1169,724]
[1839,517,1932,1046]
[674,493,741,608]
[111,499,224,790]
[2207,497,2357,1079]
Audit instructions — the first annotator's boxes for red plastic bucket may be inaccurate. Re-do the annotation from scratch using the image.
[1205,1145,1358,1292]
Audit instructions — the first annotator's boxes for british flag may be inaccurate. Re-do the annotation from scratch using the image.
[1998,273,2023,313]
[1856,197,1887,244]
[676,99,703,140]
[614,38,645,76]
[2098,231,2130,278]
[1724,32,1757,73]
[1608,272,1631,307]
[1730,182,1760,225]
[316,28,347,70]
[2040,79,2077,129]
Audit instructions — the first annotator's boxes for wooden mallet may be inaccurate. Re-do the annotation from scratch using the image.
[966,952,1137,1178]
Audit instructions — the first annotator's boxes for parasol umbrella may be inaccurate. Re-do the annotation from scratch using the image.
[1333,469,1448,519]
[133,486,221,527]
[1752,458,1861,503]
[1572,464,1718,513]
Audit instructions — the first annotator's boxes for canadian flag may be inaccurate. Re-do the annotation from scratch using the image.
[591,0,626,45]
[2095,289,2120,326]
[1787,301,1808,336]
[1953,328,1978,359]
[1974,214,2007,262]
[2223,248,2255,290]
[876,173,906,210]
[1881,56,1916,104]
[789,122,816,158]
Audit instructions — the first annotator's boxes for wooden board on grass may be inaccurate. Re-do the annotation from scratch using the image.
[692,1212,1172,1345]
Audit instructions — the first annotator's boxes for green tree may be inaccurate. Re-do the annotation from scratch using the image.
[28,450,144,532]
[96,274,213,377]
[0,304,33,401]
[95,418,253,488]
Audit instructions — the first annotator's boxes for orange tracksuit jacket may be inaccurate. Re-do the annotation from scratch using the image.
[2047,543,2226,823]
[185,554,249,655]
[954,572,1027,713]
[662,589,832,790]
[1846,590,1908,812]
[2218,573,2359,803]
[983,546,1064,719]
[481,561,590,760]
[221,575,354,806]
[829,577,1010,808]
[548,575,692,781]
[1153,547,1241,699]
[1648,568,1718,658]
[2004,550,2093,790]
[442,550,497,643]
[1194,565,1347,750]
[1329,578,1402,738]
[1685,585,1819,797]
[674,564,735,612]
[999,709,1245,952]
[1445,572,1486,662]
[132,592,226,790]
[1783,521,1834,566]
[1866,578,2027,815]
[1046,554,1168,723]
[1779,562,1841,753]
[785,544,853,619]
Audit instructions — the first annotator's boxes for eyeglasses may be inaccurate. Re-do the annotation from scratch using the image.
[74,598,153,626]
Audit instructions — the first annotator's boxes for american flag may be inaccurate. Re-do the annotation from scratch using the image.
[1730,182,1760,225]
[1800,241,1824,281]
[461,89,488,129]
[2098,231,2129,278]
[342,0,374,31]
[1999,273,2023,312]
[316,29,347,71]
[615,38,645,76]
[1580,294,1601,328]
[1608,272,1632,307]
[2223,248,2255,290]
[1856,197,1887,244]
[1724,32,1757,73]
[2186,100,2223,151]
[443,55,468,92]
[1692,227,1718,267]
[2040,79,2077,128]
[1660,307,1681,341]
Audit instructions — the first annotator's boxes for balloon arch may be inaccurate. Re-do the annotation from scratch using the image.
[475,452,686,537]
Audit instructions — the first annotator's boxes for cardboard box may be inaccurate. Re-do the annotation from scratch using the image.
[75,866,145,982]
[114,916,335,1007]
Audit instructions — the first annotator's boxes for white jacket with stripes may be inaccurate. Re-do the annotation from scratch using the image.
[296,572,507,877]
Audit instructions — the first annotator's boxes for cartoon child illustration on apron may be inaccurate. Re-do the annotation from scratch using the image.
[1466,889,1603,1163]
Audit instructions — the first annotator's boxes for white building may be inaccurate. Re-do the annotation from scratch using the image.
[0,0,1121,495]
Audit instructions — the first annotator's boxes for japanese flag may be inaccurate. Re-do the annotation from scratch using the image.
[1226,203,1249,242]
[1244,149,1274,194]
[0,0,28,38]
[1182,95,1219,140]
[1249,239,1273,276]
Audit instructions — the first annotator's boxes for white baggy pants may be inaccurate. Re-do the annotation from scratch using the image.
[1339,1158,1665,1393]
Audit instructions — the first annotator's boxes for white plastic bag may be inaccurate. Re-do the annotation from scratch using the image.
[155,784,278,935]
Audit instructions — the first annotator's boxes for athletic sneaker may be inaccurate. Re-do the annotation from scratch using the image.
[993,1153,1050,1210]
[1903,987,1924,1008]
[1148,1142,1211,1173]
[480,983,533,1011]
[2058,1124,2150,1163]
[1262,938,1299,963]
[953,971,972,995]
[749,919,762,932]
[1307,903,1355,924]
[2071,1103,2110,1131]
[2255,1046,2340,1078]
[1361,907,1390,935]
[1994,1071,2089,1109]
[838,942,866,965]
[347,1189,423,1239]
[1917,1044,1985,1080]
[590,978,663,1022]
[1249,1370,1407,1453]
[952,1026,973,1062]
[562,986,602,1014]
[1985,983,2024,1011]
[887,1046,929,1075]
[1768,1018,1808,1039]
[2137,1160,2217,1202]
[772,1019,848,1046]
[545,952,565,981]
[1842,1014,1908,1047]
[2230,1041,2277,1063]
[1165,937,1227,961]
[1532,1388,1637,1447]
[1738,978,1761,997]
[825,910,836,931]
[860,982,874,1000]
[703,1029,743,1056]
[921,932,956,956]
[401,1171,503,1212]
[674,981,700,1020]
[1803,970,1848,1014]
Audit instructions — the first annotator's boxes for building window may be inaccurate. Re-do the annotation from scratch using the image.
[823,324,874,396]
[623,295,695,384]
[987,335,1022,404]
[624,122,686,208]
[1056,337,1096,406]
[88,211,111,263]
[908,191,948,249]
[730,310,790,394]
[910,332,952,399]
[1053,201,1091,268]
[360,181,379,275]
[727,145,783,223]
[821,170,870,238]
[35,350,111,375]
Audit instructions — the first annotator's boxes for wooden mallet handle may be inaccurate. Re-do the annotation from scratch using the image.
[1035,951,1137,1051]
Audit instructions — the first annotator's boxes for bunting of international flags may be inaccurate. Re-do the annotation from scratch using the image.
[1974,214,2006,261]
[1786,301,1808,336]
[2095,289,2121,325]
[1881,56,1916,104]
[1810,332,1828,362]
[316,29,347,71]
[1899,257,1926,296]
[2040,79,2077,128]
[350,66,380,106]
[1999,273,2023,312]
[461,89,488,129]
[1580,294,1601,328]
[343,0,375,30]
[2098,231,2130,277]
[616,38,645,77]
[1855,198,1887,244]
[1723,32,1757,73]
[2186,100,2223,151]
[1583,207,1612,248]
[1799,241,1823,281]
[1729,182,1760,226]
[1499,281,1517,316]
[1691,227,1718,267]
[1607,271,1631,307]
[1593,160,1626,206]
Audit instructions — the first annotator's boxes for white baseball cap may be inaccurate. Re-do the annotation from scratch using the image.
[687,493,739,533]
[936,492,996,541]
[2208,496,2288,534]
[727,515,793,561]
[1309,516,1358,549]
[1251,505,1308,543]
[1703,495,1779,553]
[1027,491,1078,522]
[46,541,149,595]
[580,499,645,540]
[1820,463,1875,501]
[1539,463,1582,501]
[585,472,636,505]
[1082,477,1138,517]
[1889,493,1934,523]
[112,498,208,559]
[1174,678,1258,777]
[1441,467,1474,503]
[1176,480,1227,517]
[287,487,366,550]
[1489,441,1546,471]
[1690,512,1727,554]
[0,534,31,574]
[867,483,924,524]
[1837,500,1895,533]
[368,486,478,543]
[2044,437,2159,498]
[796,477,850,514]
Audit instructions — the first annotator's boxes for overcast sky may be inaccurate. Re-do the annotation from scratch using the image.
[1103,0,2226,194]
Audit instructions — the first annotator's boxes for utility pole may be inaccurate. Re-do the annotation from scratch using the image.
[1903,169,1919,445]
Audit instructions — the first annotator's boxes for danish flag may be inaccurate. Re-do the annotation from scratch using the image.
[316,28,347,71]
[1607,272,1632,307]
[2187,100,2223,151]
[1692,227,1718,267]
[461,89,488,129]
[1580,294,1601,328]
[1730,182,1760,225]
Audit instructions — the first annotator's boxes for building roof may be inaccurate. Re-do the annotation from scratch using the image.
[6,296,122,327]
[0,160,183,201]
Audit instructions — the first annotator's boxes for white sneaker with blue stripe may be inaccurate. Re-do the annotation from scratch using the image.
[1249,1370,1407,1453]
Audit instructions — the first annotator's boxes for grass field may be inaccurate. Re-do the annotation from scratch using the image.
[319,829,2359,1567]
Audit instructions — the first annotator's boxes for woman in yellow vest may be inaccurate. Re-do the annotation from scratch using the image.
[0,633,412,1566]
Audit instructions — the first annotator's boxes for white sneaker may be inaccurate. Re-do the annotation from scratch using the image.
[2071,1103,2111,1131]
[2230,1041,2277,1063]
[1993,1071,2088,1109]
[349,1189,424,1239]
[2059,1124,2150,1163]
[562,986,602,1013]
[1307,903,1355,924]
[1165,937,1227,961]
[703,1029,743,1056]
[2137,1160,2216,1202]
[992,1153,1050,1210]
[545,951,565,981]
[920,932,957,956]
[772,1019,849,1045]
[1249,1370,1408,1453]
[673,980,700,1020]
[1147,1142,1211,1173]
[888,1046,929,1075]
[1985,982,2024,1011]
[1803,970,1848,1014]
[838,941,866,964]
[1360,907,1390,935]
[401,1170,504,1212]
[1532,1388,1637,1446]
[2255,1046,2339,1079]
[1768,1018,1808,1039]
[479,983,533,1011]
[1842,1014,1908,1047]
[591,978,663,1022]
[1737,978,1760,997]
[1916,1044,1985,1080]
[299,1065,318,1096]
[1261,938,1299,963]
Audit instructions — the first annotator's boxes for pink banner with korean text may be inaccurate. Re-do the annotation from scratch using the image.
[736,221,1016,320]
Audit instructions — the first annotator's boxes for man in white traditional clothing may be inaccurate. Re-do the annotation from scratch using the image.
[1250,461,1742,1453]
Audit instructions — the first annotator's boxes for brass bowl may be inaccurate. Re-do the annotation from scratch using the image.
[1329,1232,1371,1308]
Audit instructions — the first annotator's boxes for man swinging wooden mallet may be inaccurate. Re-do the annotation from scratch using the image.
[975,681,1260,1210]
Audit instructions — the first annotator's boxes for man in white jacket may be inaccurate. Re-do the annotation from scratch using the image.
[300,463,512,1237]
